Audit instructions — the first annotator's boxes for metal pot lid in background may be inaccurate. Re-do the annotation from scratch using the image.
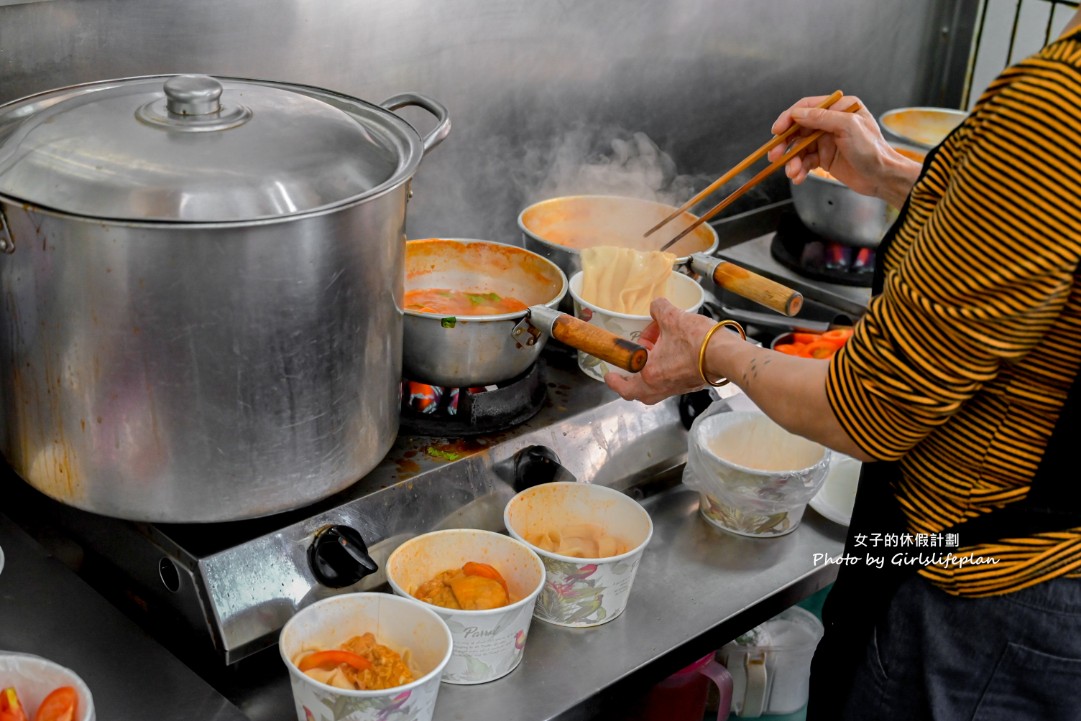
[0,74,430,223]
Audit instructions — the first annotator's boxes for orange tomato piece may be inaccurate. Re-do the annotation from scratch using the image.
[31,687,77,721]
[1,688,29,721]
[790,332,821,344]
[822,328,854,342]
[462,561,509,595]
[297,650,373,673]
[774,343,805,356]
[804,340,841,359]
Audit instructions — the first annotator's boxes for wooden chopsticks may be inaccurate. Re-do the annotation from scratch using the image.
[650,92,860,253]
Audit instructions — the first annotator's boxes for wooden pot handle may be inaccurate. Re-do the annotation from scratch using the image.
[690,254,803,317]
[550,315,648,373]
[528,306,648,373]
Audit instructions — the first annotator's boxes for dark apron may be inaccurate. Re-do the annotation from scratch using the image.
[806,150,1081,719]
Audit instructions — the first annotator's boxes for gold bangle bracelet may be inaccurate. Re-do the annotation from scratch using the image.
[697,319,747,388]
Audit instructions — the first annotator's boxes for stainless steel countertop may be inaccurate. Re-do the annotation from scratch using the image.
[0,513,249,721]
[1,390,846,721]
[434,487,845,721]
[207,474,845,721]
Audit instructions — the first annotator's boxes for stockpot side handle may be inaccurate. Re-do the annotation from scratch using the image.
[528,305,648,374]
[379,93,451,156]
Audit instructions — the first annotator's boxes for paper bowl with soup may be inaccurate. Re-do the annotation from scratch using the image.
[569,246,704,381]
[385,529,546,685]
[518,195,719,278]
[505,481,653,627]
[279,592,452,721]
[683,411,830,537]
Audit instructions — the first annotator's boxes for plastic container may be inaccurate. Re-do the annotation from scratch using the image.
[718,606,825,717]
[629,653,733,721]
[684,410,830,537]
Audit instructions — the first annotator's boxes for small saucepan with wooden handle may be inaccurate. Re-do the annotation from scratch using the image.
[518,195,803,317]
[403,238,647,387]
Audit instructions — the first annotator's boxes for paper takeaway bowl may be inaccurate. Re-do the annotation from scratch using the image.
[279,592,452,721]
[567,270,704,381]
[0,653,95,721]
[386,529,546,685]
[685,411,830,538]
[504,481,653,627]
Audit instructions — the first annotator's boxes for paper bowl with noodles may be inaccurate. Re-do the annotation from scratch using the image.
[385,529,546,685]
[568,268,704,381]
[504,482,654,627]
[279,592,452,721]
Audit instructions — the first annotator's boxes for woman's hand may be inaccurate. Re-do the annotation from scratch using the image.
[768,94,920,208]
[604,298,720,404]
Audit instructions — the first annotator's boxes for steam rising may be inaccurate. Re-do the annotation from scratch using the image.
[514,123,703,207]
[407,121,711,244]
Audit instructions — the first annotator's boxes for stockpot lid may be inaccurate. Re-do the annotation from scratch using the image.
[0,74,430,223]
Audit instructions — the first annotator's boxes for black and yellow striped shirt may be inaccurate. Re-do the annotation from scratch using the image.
[826,27,1081,597]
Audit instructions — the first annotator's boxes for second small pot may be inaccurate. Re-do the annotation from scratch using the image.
[403,239,647,387]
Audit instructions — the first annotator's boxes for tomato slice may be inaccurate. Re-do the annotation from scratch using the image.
[804,340,841,359]
[1,688,29,721]
[297,650,372,673]
[790,332,821,344]
[822,327,854,342]
[31,686,77,721]
[462,561,510,595]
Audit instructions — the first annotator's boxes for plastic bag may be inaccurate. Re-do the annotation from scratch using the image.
[683,406,830,537]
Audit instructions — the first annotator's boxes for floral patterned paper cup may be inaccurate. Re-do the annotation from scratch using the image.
[504,482,654,627]
[568,270,704,381]
[385,529,546,685]
[279,592,452,721]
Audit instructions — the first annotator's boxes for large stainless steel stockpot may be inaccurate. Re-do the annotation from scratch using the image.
[0,74,450,522]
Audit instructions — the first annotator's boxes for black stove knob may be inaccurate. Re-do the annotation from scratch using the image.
[513,445,574,491]
[679,389,715,430]
[308,525,379,588]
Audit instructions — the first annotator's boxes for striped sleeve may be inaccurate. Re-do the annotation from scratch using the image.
[826,68,1081,461]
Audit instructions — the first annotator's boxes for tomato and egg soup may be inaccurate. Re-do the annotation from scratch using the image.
[412,562,512,610]
[403,288,529,316]
[293,632,414,691]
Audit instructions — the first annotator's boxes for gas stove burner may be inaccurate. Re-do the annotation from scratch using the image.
[399,361,547,436]
[770,211,875,287]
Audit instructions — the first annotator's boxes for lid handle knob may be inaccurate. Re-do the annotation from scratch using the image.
[164,75,223,116]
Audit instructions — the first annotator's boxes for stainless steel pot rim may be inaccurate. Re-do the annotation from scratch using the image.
[403,238,569,321]
[516,193,721,261]
[0,74,431,223]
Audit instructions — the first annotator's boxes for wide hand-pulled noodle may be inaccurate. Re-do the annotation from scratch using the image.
[294,633,414,691]
[527,522,629,559]
[579,246,676,315]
